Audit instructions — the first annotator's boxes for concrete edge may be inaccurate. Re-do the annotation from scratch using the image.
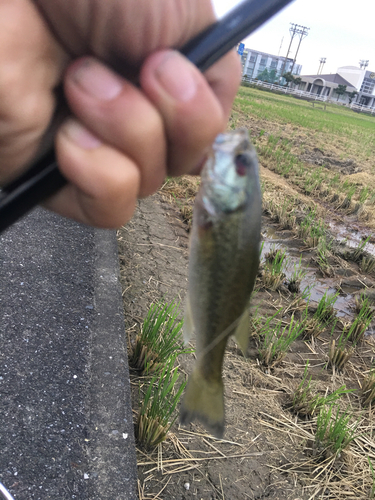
[88,229,137,500]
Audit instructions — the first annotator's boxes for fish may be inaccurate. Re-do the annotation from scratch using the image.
[180,128,262,438]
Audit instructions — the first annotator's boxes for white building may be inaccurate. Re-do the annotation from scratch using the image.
[240,48,302,82]
[337,67,375,107]
[298,66,375,107]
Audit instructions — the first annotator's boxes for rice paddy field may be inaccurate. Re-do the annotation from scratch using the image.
[118,85,375,499]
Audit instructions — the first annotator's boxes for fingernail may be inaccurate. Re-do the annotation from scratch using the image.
[62,119,102,149]
[155,51,198,102]
[71,58,123,100]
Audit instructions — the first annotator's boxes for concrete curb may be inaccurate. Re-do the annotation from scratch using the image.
[88,229,137,499]
[0,209,137,499]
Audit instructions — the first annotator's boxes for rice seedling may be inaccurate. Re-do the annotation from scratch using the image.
[315,236,334,276]
[315,404,360,458]
[135,357,186,449]
[346,314,372,344]
[315,291,338,324]
[258,315,304,368]
[287,256,307,294]
[359,186,370,204]
[360,255,375,274]
[301,314,325,340]
[292,362,352,418]
[130,300,188,374]
[328,322,354,372]
[298,210,326,248]
[262,248,287,291]
[361,367,375,407]
[344,296,373,344]
[352,235,371,262]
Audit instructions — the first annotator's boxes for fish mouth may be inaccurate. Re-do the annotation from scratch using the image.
[214,128,251,155]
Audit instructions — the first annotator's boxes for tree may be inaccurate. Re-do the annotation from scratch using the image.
[348,91,358,104]
[293,77,302,87]
[268,69,277,83]
[282,72,295,87]
[257,68,270,82]
[335,84,347,101]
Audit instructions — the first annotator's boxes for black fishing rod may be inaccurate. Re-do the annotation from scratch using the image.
[0,0,294,234]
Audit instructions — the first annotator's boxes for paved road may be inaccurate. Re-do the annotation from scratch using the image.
[0,208,137,500]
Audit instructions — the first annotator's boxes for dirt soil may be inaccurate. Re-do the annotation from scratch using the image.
[117,95,375,497]
[117,194,307,500]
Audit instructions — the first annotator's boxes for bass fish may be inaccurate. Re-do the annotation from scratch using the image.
[180,128,262,438]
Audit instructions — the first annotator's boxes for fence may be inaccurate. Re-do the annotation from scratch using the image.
[242,78,375,115]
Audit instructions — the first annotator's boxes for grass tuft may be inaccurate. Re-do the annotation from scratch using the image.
[315,404,360,457]
[136,357,186,448]
[292,362,352,418]
[258,315,304,368]
[130,300,189,374]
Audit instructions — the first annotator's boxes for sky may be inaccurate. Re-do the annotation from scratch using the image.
[212,0,375,76]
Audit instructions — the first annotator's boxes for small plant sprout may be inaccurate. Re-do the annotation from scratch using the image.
[328,322,354,372]
[287,255,307,294]
[292,361,352,418]
[315,404,360,458]
[130,300,188,374]
[259,315,304,368]
[361,368,375,407]
[136,356,186,449]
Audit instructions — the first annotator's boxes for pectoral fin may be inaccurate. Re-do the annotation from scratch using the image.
[233,311,250,355]
[183,295,194,345]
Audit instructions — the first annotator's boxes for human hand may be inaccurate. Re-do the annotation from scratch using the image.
[0,0,241,228]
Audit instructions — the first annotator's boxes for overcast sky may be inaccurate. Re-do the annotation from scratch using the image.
[212,0,375,76]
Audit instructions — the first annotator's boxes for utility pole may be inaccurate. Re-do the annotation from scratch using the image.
[359,59,369,70]
[317,57,326,75]
[279,23,309,82]
[289,25,309,75]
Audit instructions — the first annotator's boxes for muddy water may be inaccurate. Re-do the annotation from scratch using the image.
[261,217,364,319]
[329,220,375,253]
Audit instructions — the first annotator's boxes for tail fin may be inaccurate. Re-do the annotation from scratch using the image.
[180,367,225,438]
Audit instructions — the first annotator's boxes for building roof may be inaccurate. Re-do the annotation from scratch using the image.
[301,73,353,86]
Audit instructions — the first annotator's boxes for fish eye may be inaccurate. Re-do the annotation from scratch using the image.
[235,153,252,176]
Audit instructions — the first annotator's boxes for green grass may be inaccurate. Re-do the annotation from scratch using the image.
[235,86,375,142]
